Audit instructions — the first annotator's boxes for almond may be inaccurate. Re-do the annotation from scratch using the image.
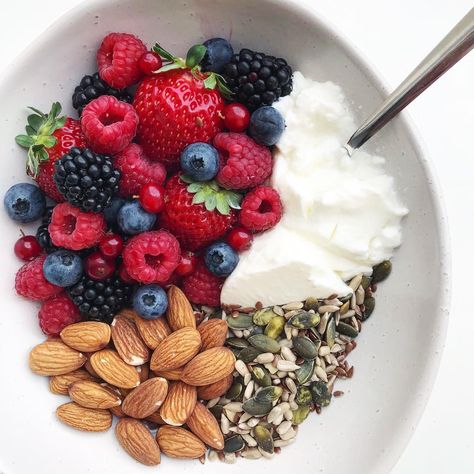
[187,402,224,450]
[120,308,171,349]
[150,327,201,372]
[156,426,206,459]
[56,402,112,432]
[196,373,234,400]
[181,347,236,386]
[110,405,126,418]
[198,319,228,350]
[137,364,150,383]
[69,380,121,409]
[49,369,96,395]
[153,367,183,381]
[29,339,86,376]
[115,418,161,466]
[122,378,168,419]
[84,358,100,378]
[146,411,166,425]
[60,321,111,352]
[90,349,140,389]
[166,285,196,331]
[159,381,196,426]
[111,315,150,366]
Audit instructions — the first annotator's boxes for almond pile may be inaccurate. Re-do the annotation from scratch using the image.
[28,285,235,466]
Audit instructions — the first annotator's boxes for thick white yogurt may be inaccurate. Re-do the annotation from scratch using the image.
[221,72,408,307]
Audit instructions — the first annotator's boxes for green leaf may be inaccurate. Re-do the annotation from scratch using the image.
[38,136,57,148]
[25,125,36,135]
[15,135,34,148]
[215,194,230,215]
[26,148,39,177]
[55,117,67,130]
[157,63,183,73]
[204,193,217,211]
[203,74,217,90]
[50,101,62,118]
[152,43,176,62]
[187,182,203,193]
[186,44,207,68]
[227,192,242,210]
[27,114,42,132]
[27,106,45,117]
[216,74,234,99]
[38,148,49,162]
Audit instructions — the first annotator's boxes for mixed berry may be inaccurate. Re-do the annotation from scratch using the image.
[4,32,292,337]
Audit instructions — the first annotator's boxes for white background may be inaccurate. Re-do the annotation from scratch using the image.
[0,0,472,472]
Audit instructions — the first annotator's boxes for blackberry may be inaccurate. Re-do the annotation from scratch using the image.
[222,49,293,111]
[67,273,134,323]
[54,147,121,213]
[72,72,133,115]
[36,206,57,253]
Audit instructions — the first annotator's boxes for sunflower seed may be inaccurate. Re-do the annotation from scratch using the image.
[273,378,281,385]
[276,360,300,372]
[221,414,230,434]
[276,420,292,435]
[247,417,260,428]
[318,346,330,357]
[267,405,283,424]
[281,390,289,402]
[225,410,240,423]
[289,401,298,410]
[281,346,297,362]
[223,452,237,464]
[317,305,340,314]
[280,427,297,440]
[356,285,365,305]
[232,329,244,338]
[242,434,257,447]
[241,448,262,459]
[284,324,292,340]
[273,306,284,317]
[340,309,356,319]
[315,366,328,382]
[282,301,304,311]
[207,397,220,408]
[265,363,278,374]
[244,381,254,400]
[225,402,243,412]
[234,360,250,377]
[317,312,330,335]
[208,450,219,461]
[285,378,297,394]
[274,439,295,448]
[326,318,336,347]
[284,409,293,421]
[239,412,252,423]
[259,448,275,459]
[349,274,363,291]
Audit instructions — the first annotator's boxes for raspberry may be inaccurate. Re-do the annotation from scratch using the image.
[123,231,180,284]
[114,143,166,197]
[81,96,138,155]
[97,32,147,89]
[182,259,225,306]
[15,255,62,301]
[214,132,273,190]
[49,202,106,250]
[38,293,82,336]
[239,186,283,232]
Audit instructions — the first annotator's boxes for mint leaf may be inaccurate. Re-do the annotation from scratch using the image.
[186,44,207,68]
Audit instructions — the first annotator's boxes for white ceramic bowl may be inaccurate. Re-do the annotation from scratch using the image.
[0,1,450,473]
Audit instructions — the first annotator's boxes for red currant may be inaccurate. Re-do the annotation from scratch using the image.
[118,263,135,284]
[99,233,123,258]
[138,52,163,76]
[14,235,42,261]
[84,251,116,280]
[224,103,251,132]
[227,227,253,252]
[175,252,197,277]
[139,183,165,213]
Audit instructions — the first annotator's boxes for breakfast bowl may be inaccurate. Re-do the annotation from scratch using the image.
[0,0,450,473]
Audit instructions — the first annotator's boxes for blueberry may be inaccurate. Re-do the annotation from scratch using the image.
[180,143,220,181]
[204,242,239,277]
[4,183,46,223]
[104,196,127,226]
[117,201,156,235]
[43,250,83,287]
[133,285,168,319]
[249,106,285,146]
[201,38,234,73]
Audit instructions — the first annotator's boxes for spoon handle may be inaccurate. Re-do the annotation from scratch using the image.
[347,7,474,151]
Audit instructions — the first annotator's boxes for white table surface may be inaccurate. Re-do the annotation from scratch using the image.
[1,0,472,472]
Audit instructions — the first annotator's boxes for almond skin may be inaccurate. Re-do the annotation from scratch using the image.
[56,402,112,432]
[116,418,161,466]
[146,411,166,425]
[84,358,101,378]
[137,364,150,383]
[29,339,86,376]
[150,327,201,372]
[122,378,169,419]
[111,315,150,366]
[198,319,228,350]
[196,373,234,400]
[90,349,140,389]
[60,321,111,352]
[152,367,183,381]
[187,402,224,450]
[156,426,206,459]
[110,405,126,418]
[181,347,236,386]
[160,381,197,426]
[166,285,196,331]
[49,369,96,395]
[69,380,121,409]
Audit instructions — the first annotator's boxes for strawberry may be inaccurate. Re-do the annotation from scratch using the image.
[133,43,230,168]
[15,102,87,202]
[160,174,241,251]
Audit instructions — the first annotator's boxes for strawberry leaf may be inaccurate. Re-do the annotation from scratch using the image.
[205,193,217,211]
[203,74,217,90]
[152,43,176,62]
[15,135,34,147]
[227,192,242,210]
[215,194,230,215]
[156,63,183,73]
[27,114,42,132]
[186,44,207,68]
[187,182,203,193]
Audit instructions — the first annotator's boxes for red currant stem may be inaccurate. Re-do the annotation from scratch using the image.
[20,229,25,237]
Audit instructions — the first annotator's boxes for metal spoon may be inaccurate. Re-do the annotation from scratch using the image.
[346,7,474,154]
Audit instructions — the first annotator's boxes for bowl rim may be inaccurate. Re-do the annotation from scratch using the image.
[0,0,451,472]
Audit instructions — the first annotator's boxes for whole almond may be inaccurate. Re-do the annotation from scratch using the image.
[49,369,96,395]
[150,327,201,372]
[111,315,150,366]
[146,411,166,425]
[56,402,112,432]
[187,402,224,450]
[84,358,101,378]
[69,380,121,409]
[153,367,183,381]
[181,347,236,386]
[198,319,228,350]
[120,308,171,349]
[156,426,206,459]
[137,364,150,383]
[116,418,161,466]
[196,373,234,400]
[160,381,196,426]
[166,285,196,331]
[29,339,86,376]
[122,378,168,419]
[110,405,126,418]
[90,349,140,389]
[60,321,111,352]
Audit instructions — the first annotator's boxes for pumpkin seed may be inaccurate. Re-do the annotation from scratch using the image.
[264,315,286,339]
[224,434,245,453]
[310,381,332,407]
[304,297,319,311]
[288,310,320,329]
[242,397,272,416]
[372,260,392,283]
[296,359,314,384]
[248,334,280,353]
[226,381,244,400]
[250,365,272,387]
[253,425,274,453]
[295,386,312,405]
[362,296,375,321]
[326,317,336,347]
[336,322,359,338]
[292,336,318,360]
[361,275,372,289]
[253,308,277,326]
[238,346,262,363]
[292,404,310,424]
[255,386,283,404]
[227,313,254,329]
[226,338,249,349]
[230,347,242,358]
[209,404,223,420]
[247,325,264,336]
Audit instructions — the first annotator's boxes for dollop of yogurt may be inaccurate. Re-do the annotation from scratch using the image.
[221,72,408,306]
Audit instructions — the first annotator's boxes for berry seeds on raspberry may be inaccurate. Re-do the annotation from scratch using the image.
[239,186,283,232]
